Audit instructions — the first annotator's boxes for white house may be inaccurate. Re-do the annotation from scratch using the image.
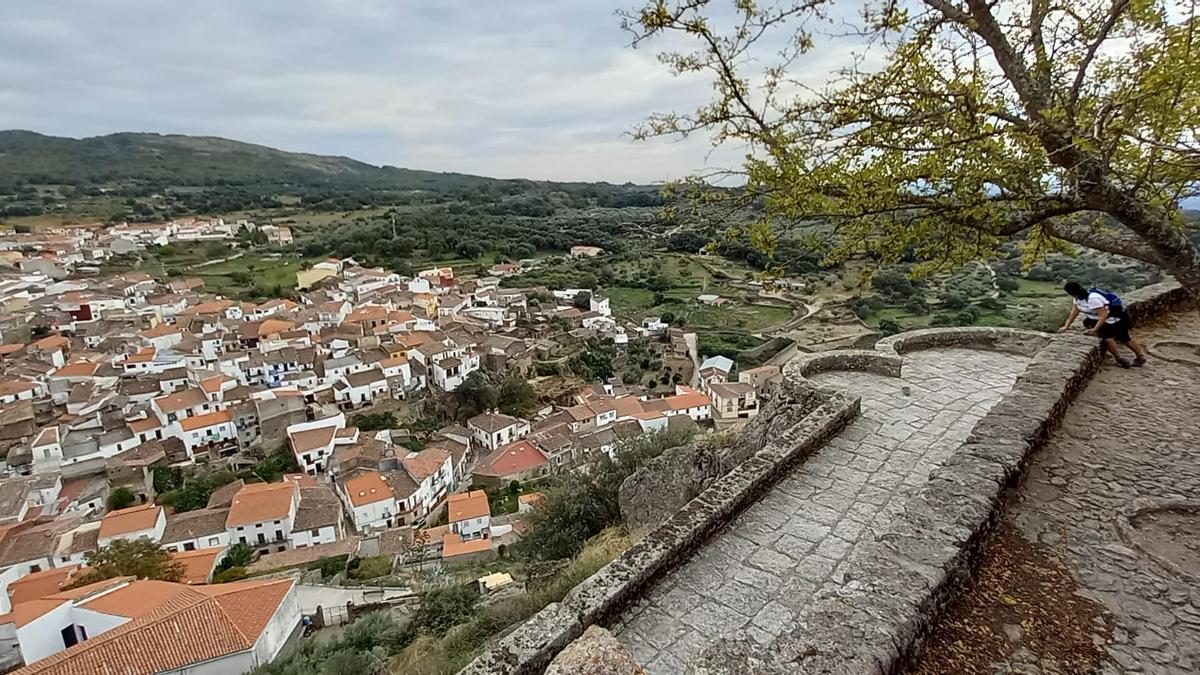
[178,409,239,458]
[337,470,397,532]
[0,577,299,675]
[225,482,298,552]
[447,490,491,541]
[96,503,166,548]
[467,413,531,451]
[286,415,349,474]
[332,367,390,408]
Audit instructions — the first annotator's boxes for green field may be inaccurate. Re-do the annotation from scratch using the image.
[193,255,308,297]
[865,277,1066,330]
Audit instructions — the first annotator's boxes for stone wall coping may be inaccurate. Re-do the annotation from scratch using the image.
[782,349,903,381]
[875,326,1051,357]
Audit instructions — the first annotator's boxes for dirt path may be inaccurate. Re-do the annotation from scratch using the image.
[916,311,1200,674]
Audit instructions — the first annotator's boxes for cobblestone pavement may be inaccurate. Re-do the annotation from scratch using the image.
[920,313,1200,674]
[612,348,1031,673]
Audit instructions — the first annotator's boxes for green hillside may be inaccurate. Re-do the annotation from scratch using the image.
[0,130,522,191]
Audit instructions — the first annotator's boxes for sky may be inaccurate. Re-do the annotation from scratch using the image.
[0,1,867,184]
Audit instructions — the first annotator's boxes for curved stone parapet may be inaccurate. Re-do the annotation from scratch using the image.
[782,349,903,382]
[875,326,1051,357]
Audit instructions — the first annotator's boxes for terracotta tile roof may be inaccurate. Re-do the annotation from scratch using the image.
[13,578,294,675]
[0,343,26,356]
[441,532,491,558]
[467,412,521,433]
[139,322,180,339]
[127,416,162,433]
[171,546,224,585]
[98,503,162,539]
[341,471,394,507]
[162,508,230,544]
[447,490,490,522]
[402,447,450,482]
[666,391,710,410]
[32,335,68,352]
[52,360,97,378]
[200,374,231,394]
[0,380,36,396]
[613,395,645,417]
[475,440,548,478]
[178,409,232,431]
[258,319,295,337]
[6,565,78,606]
[226,482,295,527]
[154,388,207,413]
[289,425,337,454]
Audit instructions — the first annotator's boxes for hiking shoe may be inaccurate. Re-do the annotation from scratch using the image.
[1115,357,1132,368]
[1132,356,1147,367]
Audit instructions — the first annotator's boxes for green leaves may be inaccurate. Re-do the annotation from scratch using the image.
[626,0,1200,283]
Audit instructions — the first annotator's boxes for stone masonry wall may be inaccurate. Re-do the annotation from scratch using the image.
[460,386,860,675]
[619,380,830,530]
[738,280,1192,673]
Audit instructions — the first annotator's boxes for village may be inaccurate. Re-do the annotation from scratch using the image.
[0,218,781,674]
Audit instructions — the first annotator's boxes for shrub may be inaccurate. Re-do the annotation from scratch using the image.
[349,556,393,580]
[106,486,136,511]
[213,567,247,584]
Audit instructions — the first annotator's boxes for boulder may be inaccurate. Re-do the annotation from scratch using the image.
[545,626,645,675]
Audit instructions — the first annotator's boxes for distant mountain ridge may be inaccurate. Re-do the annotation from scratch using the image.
[0,130,593,191]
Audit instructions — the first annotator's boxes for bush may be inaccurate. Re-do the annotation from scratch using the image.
[106,486,136,511]
[349,556,393,580]
[397,585,480,647]
[516,427,697,561]
[315,556,348,580]
[213,566,248,584]
[351,411,398,431]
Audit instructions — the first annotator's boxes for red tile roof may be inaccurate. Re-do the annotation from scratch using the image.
[13,578,294,675]
[447,490,490,522]
[474,440,548,478]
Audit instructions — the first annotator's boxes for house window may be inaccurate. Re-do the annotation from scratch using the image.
[275,530,284,541]
[311,528,321,537]
[183,542,196,551]
[208,537,220,546]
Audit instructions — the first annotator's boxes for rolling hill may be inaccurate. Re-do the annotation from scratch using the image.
[0,130,528,191]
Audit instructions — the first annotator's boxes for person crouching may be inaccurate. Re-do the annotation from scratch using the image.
[1059,281,1147,368]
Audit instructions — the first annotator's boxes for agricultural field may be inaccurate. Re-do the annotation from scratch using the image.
[99,245,311,300]
[602,251,797,332]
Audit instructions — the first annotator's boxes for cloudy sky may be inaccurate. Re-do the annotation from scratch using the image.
[0,1,860,183]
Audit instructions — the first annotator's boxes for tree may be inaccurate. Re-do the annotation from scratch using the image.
[625,0,1200,304]
[454,371,500,420]
[66,540,184,588]
[498,377,538,417]
[106,486,136,511]
[219,542,253,571]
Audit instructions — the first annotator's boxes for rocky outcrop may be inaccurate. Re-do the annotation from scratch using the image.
[545,626,645,675]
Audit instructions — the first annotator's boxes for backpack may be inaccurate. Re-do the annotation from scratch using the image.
[1089,287,1123,311]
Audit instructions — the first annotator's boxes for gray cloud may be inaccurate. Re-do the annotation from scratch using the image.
[0,1,852,183]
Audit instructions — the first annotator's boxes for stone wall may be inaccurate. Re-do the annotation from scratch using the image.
[461,386,860,675]
[754,280,1191,673]
[619,380,832,530]
[875,326,1051,357]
